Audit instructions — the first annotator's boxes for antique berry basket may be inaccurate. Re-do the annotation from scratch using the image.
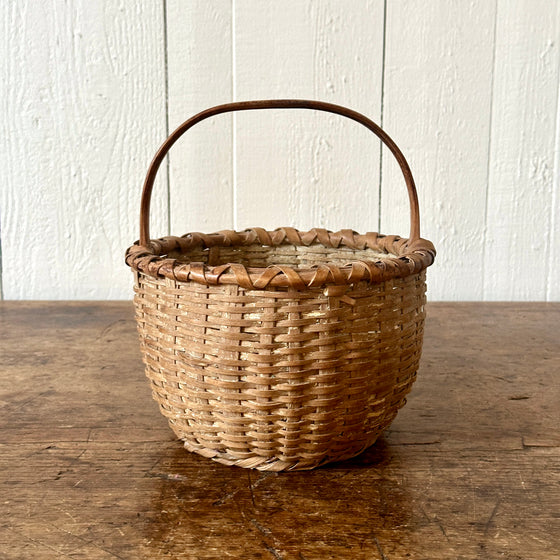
[126,100,436,471]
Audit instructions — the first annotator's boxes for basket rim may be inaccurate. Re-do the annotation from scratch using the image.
[125,227,435,290]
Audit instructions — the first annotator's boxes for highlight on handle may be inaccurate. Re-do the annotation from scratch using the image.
[139,99,421,246]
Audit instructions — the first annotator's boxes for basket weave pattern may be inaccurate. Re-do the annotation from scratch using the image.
[127,100,435,471]
[128,228,432,471]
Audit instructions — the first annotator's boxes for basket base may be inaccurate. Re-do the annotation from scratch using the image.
[180,429,388,471]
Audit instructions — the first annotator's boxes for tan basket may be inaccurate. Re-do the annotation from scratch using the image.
[126,100,436,471]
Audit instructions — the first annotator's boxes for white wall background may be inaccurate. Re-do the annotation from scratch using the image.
[1,0,559,301]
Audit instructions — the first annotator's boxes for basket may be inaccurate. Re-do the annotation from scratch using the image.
[126,100,436,471]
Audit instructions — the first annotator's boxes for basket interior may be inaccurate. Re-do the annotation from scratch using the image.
[166,243,393,269]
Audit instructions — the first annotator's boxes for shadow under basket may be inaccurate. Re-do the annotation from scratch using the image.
[126,100,436,471]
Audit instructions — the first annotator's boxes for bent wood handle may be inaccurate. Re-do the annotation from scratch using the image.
[139,99,421,246]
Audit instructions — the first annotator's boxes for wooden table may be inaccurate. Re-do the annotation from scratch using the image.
[0,302,558,559]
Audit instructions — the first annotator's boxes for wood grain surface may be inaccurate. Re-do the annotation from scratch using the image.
[0,302,558,559]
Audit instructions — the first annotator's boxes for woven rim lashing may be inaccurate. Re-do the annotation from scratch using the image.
[125,227,435,290]
[128,228,433,471]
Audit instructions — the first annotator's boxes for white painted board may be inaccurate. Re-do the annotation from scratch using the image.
[381,0,496,301]
[166,0,234,236]
[233,0,385,234]
[484,0,560,300]
[1,1,559,301]
[0,0,168,299]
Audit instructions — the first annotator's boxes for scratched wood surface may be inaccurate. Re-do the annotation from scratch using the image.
[0,302,558,559]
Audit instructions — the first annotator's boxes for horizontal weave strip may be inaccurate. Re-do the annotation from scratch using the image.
[126,228,435,290]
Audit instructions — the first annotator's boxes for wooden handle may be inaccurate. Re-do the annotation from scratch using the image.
[139,99,421,246]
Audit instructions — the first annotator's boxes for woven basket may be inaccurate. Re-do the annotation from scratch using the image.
[126,100,435,471]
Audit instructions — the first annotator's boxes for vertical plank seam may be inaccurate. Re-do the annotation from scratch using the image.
[481,0,499,301]
[163,0,171,236]
[545,45,560,301]
[232,0,238,230]
[377,0,387,234]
